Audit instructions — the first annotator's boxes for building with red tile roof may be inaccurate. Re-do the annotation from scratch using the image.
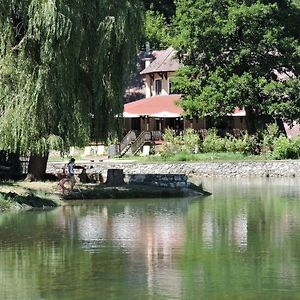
[123,47,246,135]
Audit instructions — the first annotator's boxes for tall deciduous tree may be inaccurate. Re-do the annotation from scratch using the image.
[144,8,171,49]
[142,0,174,49]
[173,0,300,134]
[0,0,143,179]
[144,0,175,20]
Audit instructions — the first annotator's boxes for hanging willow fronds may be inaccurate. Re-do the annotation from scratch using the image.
[0,0,143,155]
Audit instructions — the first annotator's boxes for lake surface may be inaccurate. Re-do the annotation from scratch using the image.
[1,178,300,299]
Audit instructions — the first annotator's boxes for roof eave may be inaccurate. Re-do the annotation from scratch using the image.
[140,68,180,76]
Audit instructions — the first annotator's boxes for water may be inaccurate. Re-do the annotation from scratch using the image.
[1,178,300,299]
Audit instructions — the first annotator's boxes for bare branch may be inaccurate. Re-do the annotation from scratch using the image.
[12,36,27,51]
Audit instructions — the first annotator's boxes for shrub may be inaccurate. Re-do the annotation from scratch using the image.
[241,133,260,154]
[261,123,280,153]
[158,128,182,157]
[217,132,256,154]
[224,135,236,152]
[271,135,300,159]
[182,128,201,153]
[202,129,226,152]
[163,128,177,143]
[158,128,201,157]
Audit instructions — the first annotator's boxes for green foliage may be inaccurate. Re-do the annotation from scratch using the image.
[202,129,226,153]
[0,191,57,211]
[224,133,252,153]
[163,127,177,143]
[259,123,300,159]
[0,194,12,211]
[159,128,182,156]
[0,0,143,155]
[201,130,257,154]
[160,128,200,156]
[271,135,300,159]
[157,127,260,159]
[173,0,300,132]
[182,128,201,153]
[143,0,175,20]
[144,9,172,49]
[261,123,280,153]
[156,124,300,160]
[162,151,195,161]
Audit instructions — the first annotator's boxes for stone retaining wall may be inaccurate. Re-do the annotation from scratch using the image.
[48,160,300,178]
[128,174,188,188]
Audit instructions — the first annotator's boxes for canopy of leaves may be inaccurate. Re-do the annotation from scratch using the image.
[144,0,175,20]
[144,9,172,49]
[141,0,175,49]
[0,0,143,155]
[172,0,300,128]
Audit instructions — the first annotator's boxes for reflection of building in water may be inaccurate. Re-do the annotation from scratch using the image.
[77,207,109,247]
[202,213,214,248]
[110,212,185,296]
[202,209,248,250]
[231,210,248,249]
[74,204,186,298]
[138,214,185,298]
[58,206,82,240]
[111,213,141,248]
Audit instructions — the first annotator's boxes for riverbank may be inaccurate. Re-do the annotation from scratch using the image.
[0,179,209,212]
[0,192,58,212]
[0,181,61,212]
[4,158,299,212]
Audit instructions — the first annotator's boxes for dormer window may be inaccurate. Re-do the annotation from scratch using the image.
[155,79,162,95]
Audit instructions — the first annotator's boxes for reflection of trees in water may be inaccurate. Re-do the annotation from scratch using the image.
[181,178,300,298]
[2,183,300,299]
[74,201,187,298]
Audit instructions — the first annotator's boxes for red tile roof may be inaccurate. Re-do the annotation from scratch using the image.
[124,94,183,117]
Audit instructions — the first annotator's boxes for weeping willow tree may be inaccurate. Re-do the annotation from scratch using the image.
[0,0,143,179]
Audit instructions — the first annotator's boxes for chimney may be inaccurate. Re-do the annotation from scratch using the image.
[144,41,152,68]
[145,41,150,56]
[144,57,152,68]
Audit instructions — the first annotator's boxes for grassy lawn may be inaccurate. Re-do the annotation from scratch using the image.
[0,181,62,211]
[124,152,268,162]
[48,155,82,162]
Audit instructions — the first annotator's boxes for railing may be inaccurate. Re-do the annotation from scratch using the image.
[131,131,152,155]
[151,130,163,141]
[119,130,137,154]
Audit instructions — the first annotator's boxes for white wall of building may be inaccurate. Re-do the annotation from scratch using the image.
[145,71,175,97]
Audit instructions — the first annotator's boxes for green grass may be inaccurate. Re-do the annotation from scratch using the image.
[0,194,13,212]
[125,152,268,162]
[0,191,58,212]
[48,154,82,162]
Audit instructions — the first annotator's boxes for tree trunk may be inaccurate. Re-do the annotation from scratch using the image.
[26,153,49,181]
[275,118,287,136]
[244,107,257,135]
[105,169,125,186]
[7,152,22,173]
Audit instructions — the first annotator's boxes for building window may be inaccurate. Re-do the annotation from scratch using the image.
[155,79,162,95]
